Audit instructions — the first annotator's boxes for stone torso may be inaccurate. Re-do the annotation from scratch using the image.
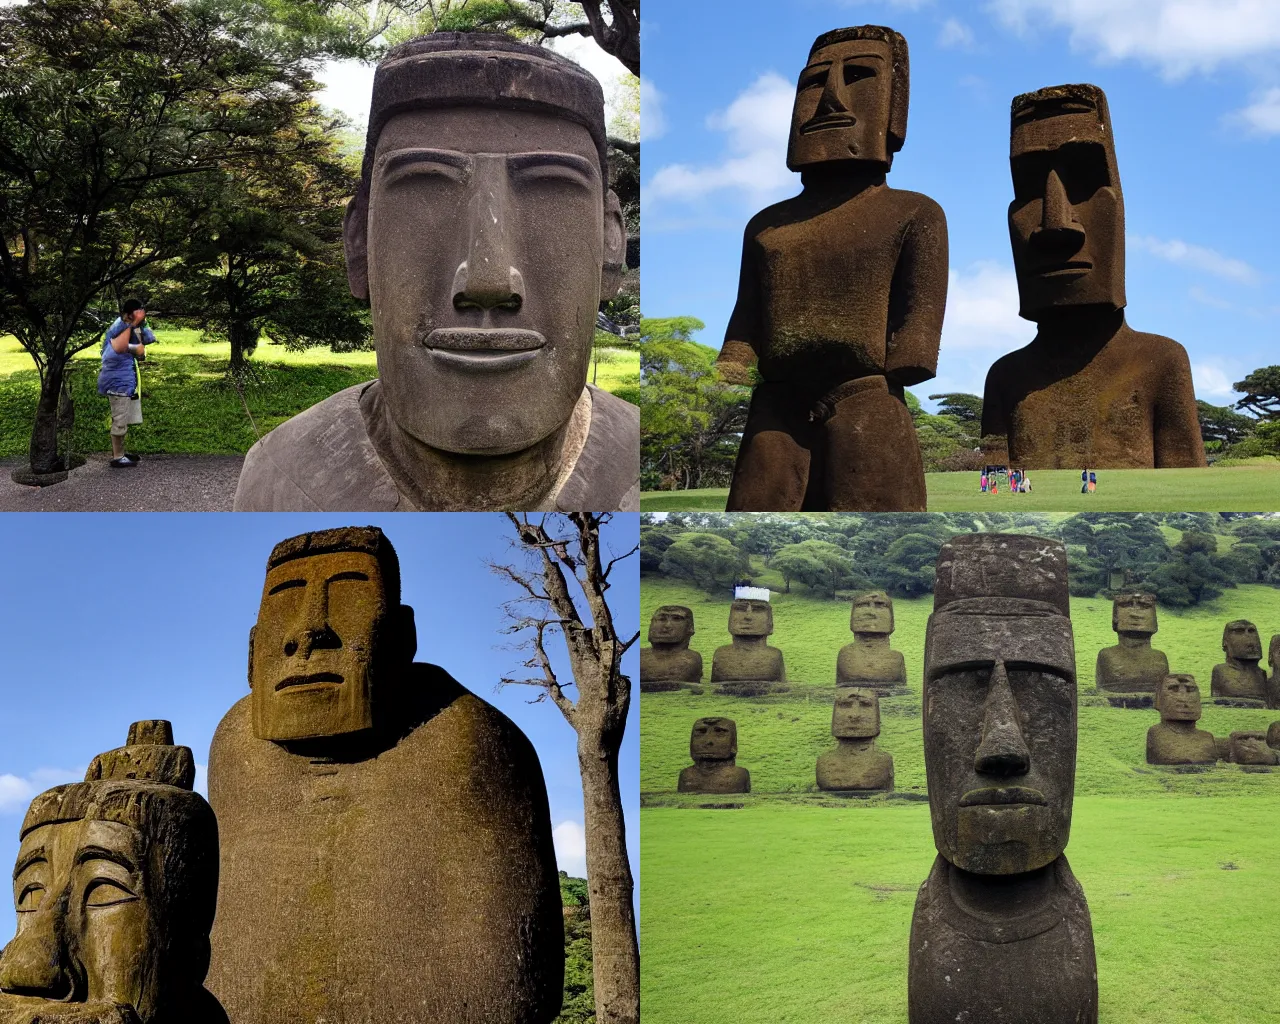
[908,855,1098,1024]
[640,647,703,688]
[1211,662,1268,701]
[836,643,907,692]
[815,743,894,791]
[1095,644,1169,693]
[711,644,785,683]
[206,667,563,1024]
[1146,724,1218,765]
[677,763,750,794]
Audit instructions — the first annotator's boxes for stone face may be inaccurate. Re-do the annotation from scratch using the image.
[640,605,703,691]
[1095,592,1169,693]
[1266,721,1280,750]
[678,718,750,793]
[816,688,894,791]
[910,533,1097,1024]
[1146,674,1217,765]
[717,26,948,511]
[1228,731,1279,766]
[206,527,563,1024]
[981,84,1205,469]
[233,33,637,512]
[711,599,789,695]
[1211,620,1267,702]
[1267,633,1280,709]
[836,591,908,694]
[0,724,223,1024]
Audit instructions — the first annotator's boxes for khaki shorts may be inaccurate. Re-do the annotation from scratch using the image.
[108,392,142,436]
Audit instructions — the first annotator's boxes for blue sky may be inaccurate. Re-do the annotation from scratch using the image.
[0,512,638,945]
[641,0,1280,411]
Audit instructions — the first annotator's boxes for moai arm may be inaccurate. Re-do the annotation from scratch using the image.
[1152,340,1208,468]
[884,199,949,388]
[717,226,762,386]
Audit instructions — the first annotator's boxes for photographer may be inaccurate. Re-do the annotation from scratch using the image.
[97,298,154,468]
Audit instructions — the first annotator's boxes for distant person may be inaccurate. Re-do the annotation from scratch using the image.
[97,298,153,469]
[1088,470,1097,494]
[980,472,988,493]
[1081,468,1089,494]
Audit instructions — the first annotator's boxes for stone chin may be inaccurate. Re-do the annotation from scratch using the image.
[945,803,1066,875]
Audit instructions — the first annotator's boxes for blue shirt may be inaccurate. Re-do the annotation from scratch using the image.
[97,318,153,396]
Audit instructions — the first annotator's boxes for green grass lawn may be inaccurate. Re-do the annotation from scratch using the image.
[640,463,1280,512]
[0,332,639,457]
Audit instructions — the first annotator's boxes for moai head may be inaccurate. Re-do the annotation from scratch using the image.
[851,591,894,635]
[832,687,881,739]
[924,534,1077,875]
[648,605,695,648]
[1230,730,1274,764]
[343,34,626,458]
[249,526,418,743]
[1156,674,1201,723]
[1008,83,1125,321]
[728,599,773,639]
[1271,633,1280,672]
[1112,592,1157,636]
[0,723,218,1022]
[690,717,737,762]
[786,25,909,172]
[1222,620,1262,661]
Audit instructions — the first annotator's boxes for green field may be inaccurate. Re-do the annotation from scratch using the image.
[640,463,1280,512]
[0,332,639,457]
[640,575,1280,1023]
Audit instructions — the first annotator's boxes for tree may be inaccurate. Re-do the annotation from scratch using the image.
[928,392,983,425]
[0,0,314,480]
[1197,400,1257,449]
[658,532,747,593]
[493,513,639,1024]
[1233,366,1280,421]
[639,526,674,574]
[770,540,857,598]
[879,532,944,597]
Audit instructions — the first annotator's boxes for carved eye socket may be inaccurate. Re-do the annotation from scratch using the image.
[85,879,138,908]
[16,884,45,912]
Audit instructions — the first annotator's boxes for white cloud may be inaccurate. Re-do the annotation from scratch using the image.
[941,262,1035,353]
[985,0,1280,78]
[316,59,377,126]
[645,72,797,205]
[640,76,666,142]
[938,17,976,49]
[1128,234,1259,284]
[1191,362,1239,399]
[1233,87,1280,135]
[553,819,587,877]
[0,768,82,813]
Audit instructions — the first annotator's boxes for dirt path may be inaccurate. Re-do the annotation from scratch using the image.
[0,453,243,511]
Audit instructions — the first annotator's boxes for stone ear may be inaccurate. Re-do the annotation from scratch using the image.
[343,184,371,301]
[246,625,256,690]
[600,189,626,299]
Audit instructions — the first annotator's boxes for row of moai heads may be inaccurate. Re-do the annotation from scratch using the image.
[924,534,1077,877]
[341,33,626,458]
[0,722,217,1024]
[649,589,894,643]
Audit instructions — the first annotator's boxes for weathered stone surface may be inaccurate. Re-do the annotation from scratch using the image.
[0,724,224,1024]
[836,591,908,694]
[910,533,1097,1024]
[1095,592,1169,694]
[711,598,789,696]
[816,687,894,791]
[678,718,750,794]
[1228,730,1279,765]
[1266,720,1280,750]
[641,605,703,692]
[981,84,1205,469]
[234,33,637,512]
[1267,633,1280,709]
[718,26,947,511]
[206,527,563,1024]
[1146,674,1217,765]
[1211,620,1267,702]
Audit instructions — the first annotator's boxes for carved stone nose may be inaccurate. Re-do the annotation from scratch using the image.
[0,914,73,999]
[451,260,525,312]
[974,660,1031,776]
[1033,169,1086,246]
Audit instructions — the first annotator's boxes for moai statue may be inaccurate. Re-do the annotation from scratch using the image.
[1145,675,1217,765]
[678,718,751,794]
[1095,592,1169,694]
[1266,720,1280,752]
[234,34,638,512]
[909,534,1097,1024]
[1267,634,1280,710]
[640,605,703,692]
[816,687,894,791]
[1227,731,1279,766]
[0,722,225,1024]
[716,25,948,511]
[711,594,789,696]
[1211,620,1267,703]
[206,527,563,1024]
[836,591,908,695]
[981,84,1205,469]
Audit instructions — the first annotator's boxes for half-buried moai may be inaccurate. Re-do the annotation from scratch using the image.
[909,534,1098,1024]
[711,592,789,696]
[206,527,563,1024]
[980,84,1205,469]
[1095,592,1169,694]
[816,687,894,791]
[0,722,225,1024]
[836,590,908,695]
[641,605,703,692]
[1211,619,1267,703]
[233,34,638,512]
[678,718,751,794]
[1227,731,1279,766]
[717,26,947,511]
[1146,675,1217,765]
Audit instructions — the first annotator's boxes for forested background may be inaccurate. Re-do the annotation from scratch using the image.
[641,512,1280,608]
